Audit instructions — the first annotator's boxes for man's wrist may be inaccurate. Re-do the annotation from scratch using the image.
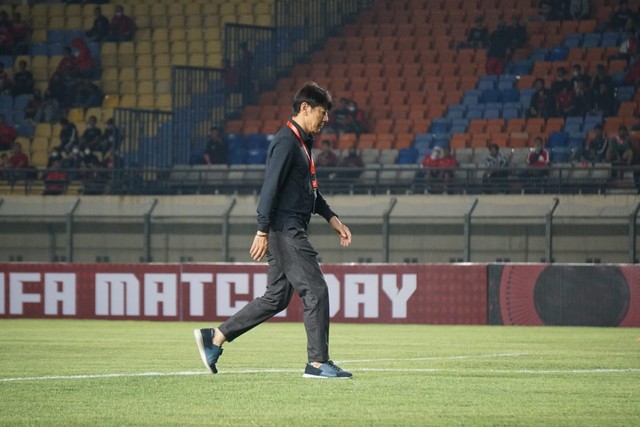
[256,231,268,237]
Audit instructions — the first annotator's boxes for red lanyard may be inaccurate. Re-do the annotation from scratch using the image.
[287,121,318,189]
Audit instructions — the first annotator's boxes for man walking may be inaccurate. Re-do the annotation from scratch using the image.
[194,82,353,378]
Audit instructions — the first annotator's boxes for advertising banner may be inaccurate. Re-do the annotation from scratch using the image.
[0,263,488,324]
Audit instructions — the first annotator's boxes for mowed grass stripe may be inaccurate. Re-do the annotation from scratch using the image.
[1,320,639,426]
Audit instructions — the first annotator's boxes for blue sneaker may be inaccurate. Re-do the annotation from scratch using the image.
[302,360,352,379]
[194,328,223,374]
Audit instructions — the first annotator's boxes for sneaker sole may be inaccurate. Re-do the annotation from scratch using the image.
[193,329,215,374]
[302,373,352,379]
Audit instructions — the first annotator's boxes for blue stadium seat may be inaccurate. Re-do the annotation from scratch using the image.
[47,30,66,44]
[568,137,585,151]
[14,94,32,110]
[450,118,469,133]
[582,33,601,48]
[480,89,502,104]
[0,55,13,69]
[64,30,85,44]
[30,42,48,56]
[548,45,569,62]
[0,95,13,109]
[530,48,548,61]
[465,106,484,120]
[429,118,450,134]
[48,42,65,56]
[616,86,635,101]
[396,148,419,164]
[501,87,520,103]
[483,107,501,119]
[563,122,582,134]
[477,76,497,91]
[564,33,583,49]
[502,106,520,121]
[445,105,466,119]
[583,115,603,132]
[551,147,572,163]
[547,131,570,149]
[601,32,620,48]
[513,60,533,75]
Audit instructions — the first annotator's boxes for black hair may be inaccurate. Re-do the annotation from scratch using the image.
[292,82,333,115]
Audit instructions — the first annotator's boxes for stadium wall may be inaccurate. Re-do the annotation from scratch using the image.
[1,263,638,327]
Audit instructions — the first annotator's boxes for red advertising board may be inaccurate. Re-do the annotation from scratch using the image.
[0,263,488,324]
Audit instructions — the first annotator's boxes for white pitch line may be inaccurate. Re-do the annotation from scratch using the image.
[336,352,529,364]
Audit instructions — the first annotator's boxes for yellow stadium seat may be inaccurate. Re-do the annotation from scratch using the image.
[66,16,83,30]
[238,15,254,25]
[255,14,272,26]
[151,15,168,29]
[155,67,171,81]
[188,40,205,54]
[169,29,186,43]
[101,80,119,95]
[132,4,150,17]
[67,108,85,123]
[201,4,219,16]
[102,95,120,109]
[138,95,156,109]
[169,16,185,29]
[189,54,206,67]
[155,81,171,95]
[186,27,203,41]
[135,16,150,30]
[138,81,154,95]
[151,28,168,43]
[185,4,201,16]
[118,42,135,55]
[31,136,49,152]
[167,4,184,16]
[170,41,187,55]
[119,67,137,82]
[66,4,82,17]
[172,53,188,66]
[206,53,222,68]
[254,2,272,14]
[48,16,66,30]
[120,95,138,108]
[149,4,167,16]
[35,124,52,138]
[205,40,222,54]
[31,29,48,43]
[152,42,169,55]
[203,16,221,29]
[236,2,253,14]
[219,3,236,15]
[101,67,118,82]
[137,67,154,81]
[136,41,152,55]
[136,54,153,68]
[31,150,49,168]
[156,94,172,110]
[48,55,63,75]
[154,54,171,67]
[120,80,137,95]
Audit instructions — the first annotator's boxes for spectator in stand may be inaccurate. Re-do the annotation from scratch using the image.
[11,12,28,51]
[0,19,14,55]
[56,46,79,80]
[606,125,634,177]
[463,16,489,49]
[570,64,590,88]
[0,61,10,94]
[0,114,17,150]
[42,158,69,195]
[48,71,74,109]
[86,6,110,42]
[8,141,31,184]
[70,38,96,79]
[337,145,364,180]
[107,5,136,42]
[57,118,79,154]
[11,60,33,97]
[314,139,338,179]
[506,14,528,50]
[203,125,228,165]
[525,137,550,175]
[221,58,239,92]
[570,80,591,117]
[539,0,567,21]
[82,147,101,167]
[611,29,638,64]
[623,51,640,87]
[27,89,60,124]
[590,64,612,93]
[343,100,369,136]
[420,146,443,180]
[80,115,102,151]
[527,78,556,119]
[591,80,616,116]
[550,67,571,97]
[237,41,254,102]
[0,152,9,180]
[572,124,608,164]
[483,143,509,186]
[74,78,103,109]
[324,98,350,134]
[485,18,511,75]
[556,83,575,117]
[62,145,84,179]
[569,0,591,20]
[608,0,633,32]
[99,118,122,156]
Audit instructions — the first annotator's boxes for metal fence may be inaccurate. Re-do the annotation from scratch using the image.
[113,0,372,169]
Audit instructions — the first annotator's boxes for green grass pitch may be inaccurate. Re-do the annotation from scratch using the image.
[1,319,639,426]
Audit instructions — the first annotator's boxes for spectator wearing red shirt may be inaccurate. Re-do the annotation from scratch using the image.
[107,5,136,42]
[71,37,96,79]
[623,52,640,87]
[56,46,79,80]
[0,114,17,150]
[523,137,551,181]
[43,159,69,195]
[0,19,14,55]
[9,141,28,169]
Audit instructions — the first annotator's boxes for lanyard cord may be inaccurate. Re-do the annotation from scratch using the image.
[286,121,318,189]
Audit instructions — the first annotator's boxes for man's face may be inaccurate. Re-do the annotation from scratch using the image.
[308,105,329,134]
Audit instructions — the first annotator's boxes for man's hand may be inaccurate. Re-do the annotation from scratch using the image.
[249,233,268,261]
[329,216,352,247]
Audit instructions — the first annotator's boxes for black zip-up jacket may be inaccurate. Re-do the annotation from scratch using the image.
[256,119,336,233]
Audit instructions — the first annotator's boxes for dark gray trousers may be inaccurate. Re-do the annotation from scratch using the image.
[218,228,330,363]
